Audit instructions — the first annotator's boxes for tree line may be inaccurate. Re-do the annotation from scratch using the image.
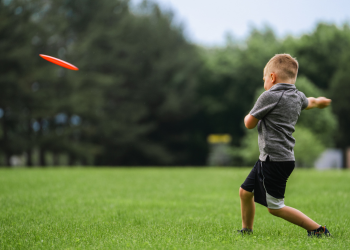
[1,0,349,167]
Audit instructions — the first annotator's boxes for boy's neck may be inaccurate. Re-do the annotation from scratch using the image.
[275,82,295,85]
[275,76,295,85]
[269,82,295,90]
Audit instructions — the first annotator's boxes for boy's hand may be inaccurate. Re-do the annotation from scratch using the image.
[305,97,331,110]
[316,97,332,109]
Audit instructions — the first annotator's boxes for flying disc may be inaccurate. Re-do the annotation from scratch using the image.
[39,54,79,70]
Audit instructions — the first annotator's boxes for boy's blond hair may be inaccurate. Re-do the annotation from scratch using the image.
[265,54,299,82]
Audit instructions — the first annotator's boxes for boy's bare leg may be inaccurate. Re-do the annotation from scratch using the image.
[239,187,255,229]
[268,206,320,231]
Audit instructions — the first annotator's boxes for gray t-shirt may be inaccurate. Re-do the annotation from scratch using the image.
[250,83,309,162]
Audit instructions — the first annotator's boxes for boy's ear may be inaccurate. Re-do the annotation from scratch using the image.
[271,73,277,84]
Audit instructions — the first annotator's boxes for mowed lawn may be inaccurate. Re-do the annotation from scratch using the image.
[1,168,350,249]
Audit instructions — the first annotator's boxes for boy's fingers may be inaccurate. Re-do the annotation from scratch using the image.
[319,98,331,108]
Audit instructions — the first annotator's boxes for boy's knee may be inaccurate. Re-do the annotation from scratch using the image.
[239,187,253,200]
[268,208,281,216]
[239,187,245,198]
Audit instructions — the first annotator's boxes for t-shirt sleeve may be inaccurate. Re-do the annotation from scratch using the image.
[249,91,280,120]
[299,91,309,110]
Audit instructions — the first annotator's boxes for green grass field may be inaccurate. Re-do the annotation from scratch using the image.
[1,167,350,249]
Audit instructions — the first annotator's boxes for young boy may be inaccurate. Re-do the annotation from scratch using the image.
[239,54,332,237]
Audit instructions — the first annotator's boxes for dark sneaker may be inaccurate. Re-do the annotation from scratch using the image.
[307,226,332,237]
[237,228,253,235]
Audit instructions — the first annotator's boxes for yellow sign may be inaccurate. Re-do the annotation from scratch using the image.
[207,134,232,144]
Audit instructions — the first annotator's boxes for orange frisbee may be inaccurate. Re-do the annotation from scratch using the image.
[39,54,79,70]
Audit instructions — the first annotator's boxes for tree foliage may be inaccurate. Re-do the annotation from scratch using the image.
[329,53,350,148]
[1,0,201,166]
[283,23,350,89]
[0,1,348,167]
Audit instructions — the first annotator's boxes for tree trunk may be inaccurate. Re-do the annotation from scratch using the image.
[39,147,46,166]
[5,153,11,166]
[26,149,33,167]
[26,118,33,167]
[38,118,46,167]
[81,157,87,166]
[343,147,350,169]
[68,154,75,166]
[53,152,59,166]
[1,108,11,167]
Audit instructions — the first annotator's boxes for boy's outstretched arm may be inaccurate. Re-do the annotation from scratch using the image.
[244,114,259,129]
[305,97,331,110]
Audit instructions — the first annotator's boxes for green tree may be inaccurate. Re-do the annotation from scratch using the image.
[329,53,350,149]
[192,26,283,164]
[295,77,337,146]
[283,23,350,90]
[293,126,325,167]
[0,0,202,166]
[1,0,348,167]
[54,0,202,165]
[0,0,51,166]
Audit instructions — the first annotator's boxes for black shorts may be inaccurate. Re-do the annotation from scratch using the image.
[241,158,295,209]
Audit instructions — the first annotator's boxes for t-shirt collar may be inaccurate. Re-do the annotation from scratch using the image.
[269,83,296,91]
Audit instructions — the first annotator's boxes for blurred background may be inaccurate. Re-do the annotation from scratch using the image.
[1,0,350,168]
